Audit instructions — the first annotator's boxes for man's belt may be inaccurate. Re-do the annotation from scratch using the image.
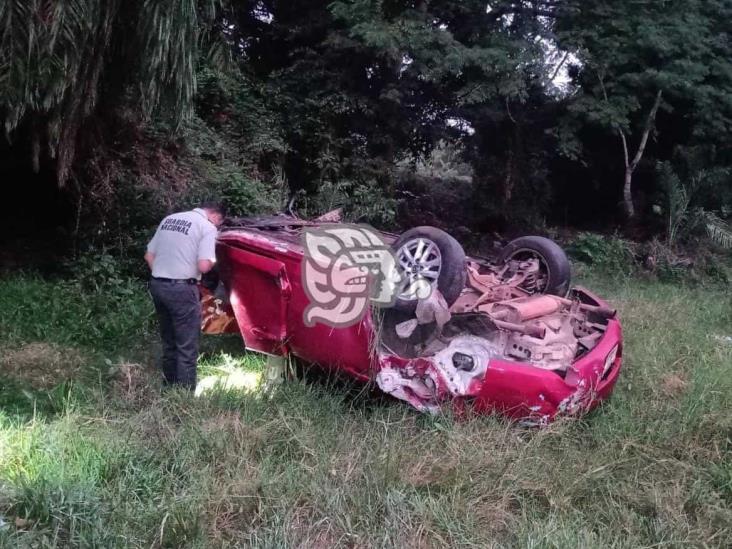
[151,277,198,284]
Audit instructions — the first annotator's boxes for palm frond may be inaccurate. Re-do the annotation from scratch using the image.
[657,160,691,246]
[701,210,732,249]
[0,0,226,184]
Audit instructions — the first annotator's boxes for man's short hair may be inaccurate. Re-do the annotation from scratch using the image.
[200,202,227,217]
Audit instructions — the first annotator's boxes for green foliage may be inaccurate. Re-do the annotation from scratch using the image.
[185,66,288,218]
[0,272,153,352]
[657,160,694,246]
[3,0,732,252]
[65,253,139,293]
[194,67,287,161]
[655,148,732,248]
[217,170,282,217]
[559,1,732,133]
[700,210,732,250]
[0,0,222,185]
[568,232,635,276]
[556,0,732,221]
[409,141,474,182]
[297,178,398,226]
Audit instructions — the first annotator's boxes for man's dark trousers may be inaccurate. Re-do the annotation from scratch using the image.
[149,279,201,388]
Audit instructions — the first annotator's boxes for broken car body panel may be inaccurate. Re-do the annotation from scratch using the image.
[208,218,624,422]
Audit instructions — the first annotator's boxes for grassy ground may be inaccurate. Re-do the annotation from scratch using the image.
[0,270,730,548]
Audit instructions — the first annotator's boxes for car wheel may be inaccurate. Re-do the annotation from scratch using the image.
[392,226,467,312]
[498,236,571,297]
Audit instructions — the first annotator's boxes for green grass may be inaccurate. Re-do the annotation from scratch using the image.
[0,275,155,352]
[0,271,730,547]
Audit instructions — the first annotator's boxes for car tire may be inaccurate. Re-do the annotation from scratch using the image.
[392,226,467,312]
[498,236,571,297]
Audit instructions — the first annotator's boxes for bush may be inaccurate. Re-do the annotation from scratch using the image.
[567,232,636,276]
[639,238,732,284]
[0,272,153,352]
[297,179,397,227]
[64,252,140,293]
[568,232,731,284]
[216,169,283,218]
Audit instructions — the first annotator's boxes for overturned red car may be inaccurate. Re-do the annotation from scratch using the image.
[203,214,623,424]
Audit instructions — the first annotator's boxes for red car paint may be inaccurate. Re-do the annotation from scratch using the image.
[213,226,623,423]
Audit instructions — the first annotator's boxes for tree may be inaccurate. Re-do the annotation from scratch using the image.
[216,1,547,199]
[557,0,732,222]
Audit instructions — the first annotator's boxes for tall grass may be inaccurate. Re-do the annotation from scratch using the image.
[0,272,731,547]
[0,275,154,352]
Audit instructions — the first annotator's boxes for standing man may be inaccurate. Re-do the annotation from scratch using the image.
[144,203,225,388]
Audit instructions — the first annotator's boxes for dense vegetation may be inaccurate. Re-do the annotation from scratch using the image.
[1,1,731,257]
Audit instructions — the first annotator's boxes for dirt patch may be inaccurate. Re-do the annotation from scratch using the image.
[109,362,159,403]
[661,374,689,396]
[400,458,455,489]
[0,342,85,389]
[472,492,520,539]
[200,411,247,436]
[130,407,178,444]
[287,505,345,549]
[204,468,263,542]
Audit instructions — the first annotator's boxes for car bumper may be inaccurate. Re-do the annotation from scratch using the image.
[470,318,622,424]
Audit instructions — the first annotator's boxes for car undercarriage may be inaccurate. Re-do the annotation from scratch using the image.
[376,254,617,413]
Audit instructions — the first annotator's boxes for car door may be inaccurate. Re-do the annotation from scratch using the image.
[216,241,291,355]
